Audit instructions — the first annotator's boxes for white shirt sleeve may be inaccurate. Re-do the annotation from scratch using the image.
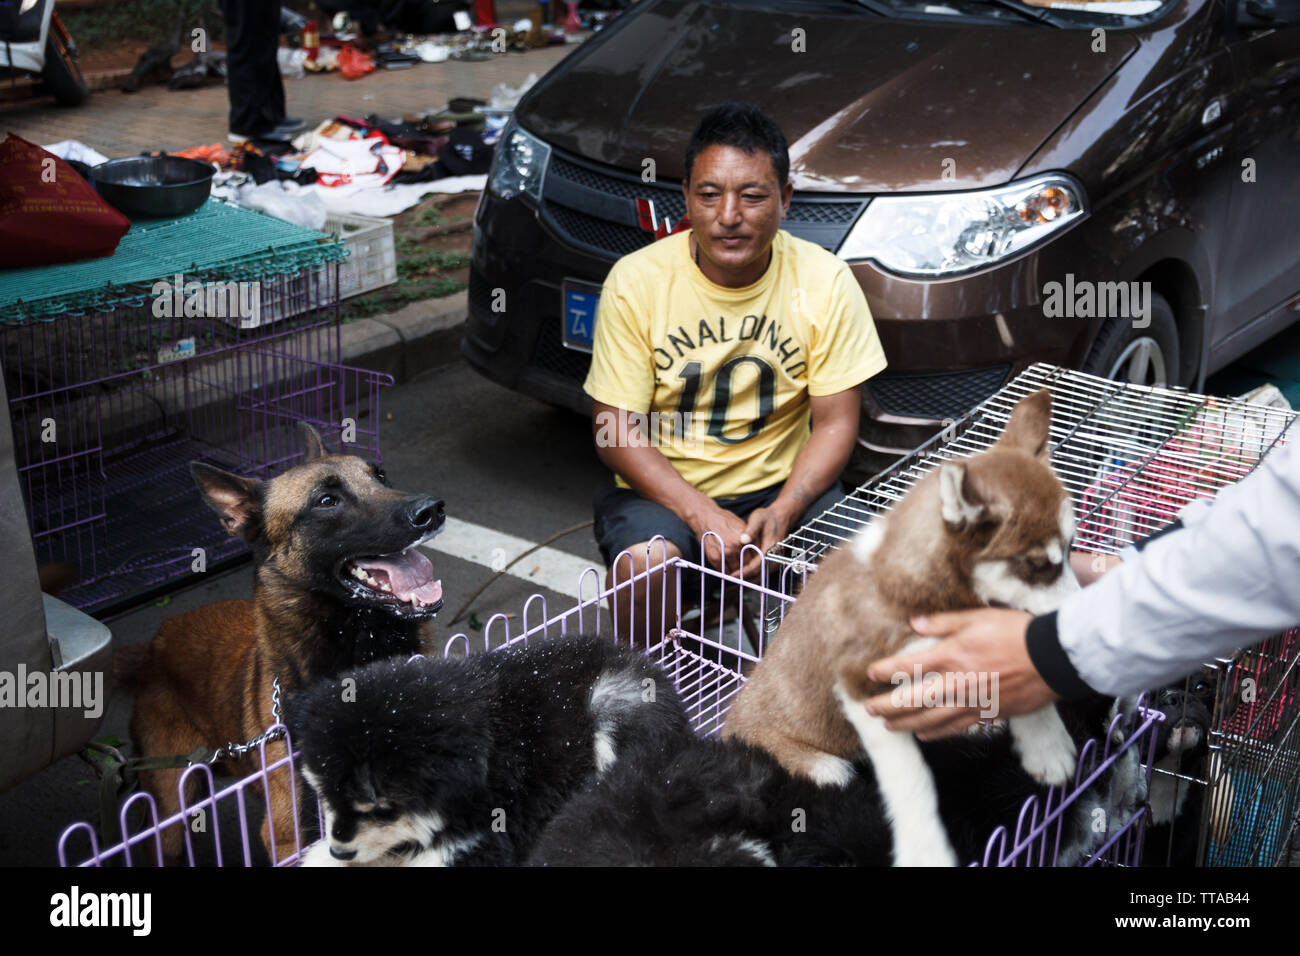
[1056,432,1300,695]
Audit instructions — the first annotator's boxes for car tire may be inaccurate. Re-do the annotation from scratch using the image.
[1081,291,1180,389]
[42,29,88,107]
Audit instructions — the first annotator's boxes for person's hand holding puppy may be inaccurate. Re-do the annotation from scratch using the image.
[863,550,1121,738]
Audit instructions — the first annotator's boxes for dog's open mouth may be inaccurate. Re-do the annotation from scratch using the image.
[339,547,443,616]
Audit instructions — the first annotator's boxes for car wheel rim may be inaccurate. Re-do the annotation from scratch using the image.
[1107,337,1168,387]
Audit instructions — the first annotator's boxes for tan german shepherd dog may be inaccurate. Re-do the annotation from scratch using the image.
[116,423,445,863]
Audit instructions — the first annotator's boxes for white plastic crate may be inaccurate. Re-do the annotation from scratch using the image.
[231,214,395,328]
[326,212,397,300]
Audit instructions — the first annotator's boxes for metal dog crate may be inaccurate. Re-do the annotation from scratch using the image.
[773,362,1300,866]
[1,204,393,616]
[59,544,1161,867]
[1197,626,1300,866]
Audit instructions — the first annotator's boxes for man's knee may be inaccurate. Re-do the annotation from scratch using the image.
[609,538,683,579]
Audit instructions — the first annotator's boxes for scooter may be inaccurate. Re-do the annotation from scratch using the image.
[0,0,87,106]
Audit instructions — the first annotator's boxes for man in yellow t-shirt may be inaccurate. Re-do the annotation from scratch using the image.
[584,103,887,641]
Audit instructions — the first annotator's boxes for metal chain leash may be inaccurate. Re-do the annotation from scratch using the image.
[84,677,290,837]
[204,677,286,764]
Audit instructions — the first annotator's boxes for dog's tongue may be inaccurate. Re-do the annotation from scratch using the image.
[358,549,442,603]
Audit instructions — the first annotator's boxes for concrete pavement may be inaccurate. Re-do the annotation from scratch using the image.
[1,41,575,159]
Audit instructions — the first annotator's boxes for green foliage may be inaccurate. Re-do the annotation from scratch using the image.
[396,248,472,280]
[64,1,227,53]
[391,236,470,283]
[339,277,468,322]
[338,230,468,322]
[413,205,444,228]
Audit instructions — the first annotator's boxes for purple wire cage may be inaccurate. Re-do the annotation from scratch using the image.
[1,263,393,616]
[59,541,1161,868]
[972,704,1162,867]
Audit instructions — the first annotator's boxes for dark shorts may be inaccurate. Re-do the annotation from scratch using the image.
[593,479,845,569]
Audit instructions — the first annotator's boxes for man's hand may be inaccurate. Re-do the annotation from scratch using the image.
[863,608,1055,739]
[691,503,755,575]
[739,502,795,578]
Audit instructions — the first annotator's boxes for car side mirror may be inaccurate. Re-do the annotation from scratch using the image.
[1235,0,1300,28]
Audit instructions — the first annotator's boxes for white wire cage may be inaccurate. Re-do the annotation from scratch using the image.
[771,362,1294,568]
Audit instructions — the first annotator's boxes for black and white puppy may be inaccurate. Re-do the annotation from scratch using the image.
[1141,682,1212,867]
[529,732,899,867]
[289,635,694,866]
[530,697,1147,867]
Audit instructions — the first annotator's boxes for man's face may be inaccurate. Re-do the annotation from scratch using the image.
[683,144,793,283]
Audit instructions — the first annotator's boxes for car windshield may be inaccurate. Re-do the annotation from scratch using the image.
[781,0,1180,27]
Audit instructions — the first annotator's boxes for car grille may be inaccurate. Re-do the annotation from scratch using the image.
[550,155,687,209]
[868,365,1011,420]
[548,204,651,259]
[541,151,867,259]
[531,317,592,383]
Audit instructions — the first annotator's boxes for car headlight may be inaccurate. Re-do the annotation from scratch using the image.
[488,121,551,203]
[837,174,1087,276]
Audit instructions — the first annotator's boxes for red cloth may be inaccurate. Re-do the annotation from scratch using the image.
[338,44,374,81]
[0,134,130,269]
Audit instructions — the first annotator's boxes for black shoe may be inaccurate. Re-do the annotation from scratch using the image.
[274,116,306,135]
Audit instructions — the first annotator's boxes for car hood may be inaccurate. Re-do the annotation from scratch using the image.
[517,0,1139,192]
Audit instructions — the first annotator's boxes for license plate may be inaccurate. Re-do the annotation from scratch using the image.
[561,279,601,353]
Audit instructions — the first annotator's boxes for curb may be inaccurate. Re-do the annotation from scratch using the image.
[341,290,468,382]
[0,67,134,105]
[86,69,132,93]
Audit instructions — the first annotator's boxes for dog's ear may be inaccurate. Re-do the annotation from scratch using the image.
[191,462,263,542]
[938,462,988,532]
[996,389,1053,461]
[298,421,329,463]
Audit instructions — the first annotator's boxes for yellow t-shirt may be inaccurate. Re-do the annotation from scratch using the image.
[583,229,888,498]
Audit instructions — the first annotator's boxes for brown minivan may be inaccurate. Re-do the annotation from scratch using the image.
[463,0,1300,476]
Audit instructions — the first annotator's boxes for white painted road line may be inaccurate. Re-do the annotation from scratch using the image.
[418,516,599,601]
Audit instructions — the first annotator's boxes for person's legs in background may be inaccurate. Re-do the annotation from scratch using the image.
[262,7,287,130]
[221,0,293,140]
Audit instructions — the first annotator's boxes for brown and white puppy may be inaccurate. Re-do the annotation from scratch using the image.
[723,389,1079,865]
